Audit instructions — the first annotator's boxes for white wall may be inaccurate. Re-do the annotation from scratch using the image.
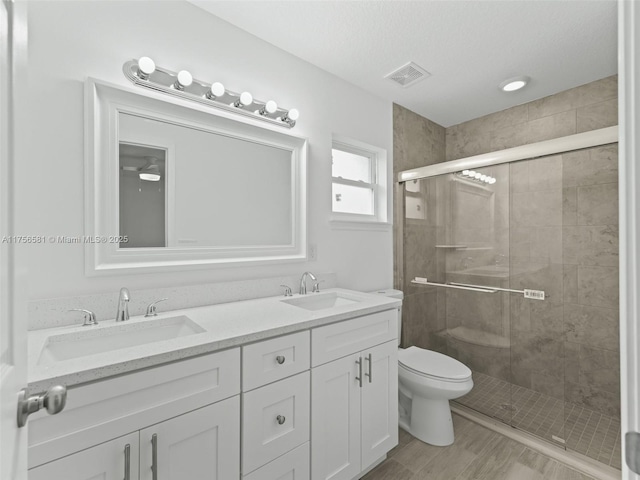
[17,0,393,300]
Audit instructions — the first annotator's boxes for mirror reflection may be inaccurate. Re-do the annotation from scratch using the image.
[117,112,294,249]
[119,144,167,248]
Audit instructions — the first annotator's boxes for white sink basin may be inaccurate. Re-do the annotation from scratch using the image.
[38,315,205,365]
[281,292,362,311]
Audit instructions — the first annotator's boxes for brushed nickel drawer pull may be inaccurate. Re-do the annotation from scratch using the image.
[365,353,372,383]
[276,355,285,364]
[356,357,363,387]
[124,444,131,480]
[151,434,158,480]
[276,415,286,425]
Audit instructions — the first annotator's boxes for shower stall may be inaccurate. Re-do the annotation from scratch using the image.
[398,128,621,470]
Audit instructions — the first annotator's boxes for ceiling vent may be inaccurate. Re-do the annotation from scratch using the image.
[385,62,431,88]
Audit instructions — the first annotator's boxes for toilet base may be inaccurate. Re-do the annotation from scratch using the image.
[408,396,455,446]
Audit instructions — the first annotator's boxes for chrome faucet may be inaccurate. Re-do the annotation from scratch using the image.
[299,271,317,295]
[115,287,130,322]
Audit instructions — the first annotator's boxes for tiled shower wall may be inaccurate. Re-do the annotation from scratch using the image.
[394,75,620,419]
[393,104,446,349]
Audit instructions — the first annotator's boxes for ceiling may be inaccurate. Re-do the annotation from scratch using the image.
[190,0,617,127]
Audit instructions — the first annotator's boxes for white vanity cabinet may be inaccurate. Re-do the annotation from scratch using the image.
[27,303,400,480]
[30,399,240,480]
[241,331,311,478]
[27,348,241,479]
[310,310,399,480]
[29,432,140,480]
[139,397,240,480]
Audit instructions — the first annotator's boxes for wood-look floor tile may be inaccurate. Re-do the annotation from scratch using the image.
[549,463,598,480]
[456,435,527,480]
[361,459,414,480]
[391,438,446,473]
[411,443,478,480]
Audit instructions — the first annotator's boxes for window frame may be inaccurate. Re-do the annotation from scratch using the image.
[330,136,389,228]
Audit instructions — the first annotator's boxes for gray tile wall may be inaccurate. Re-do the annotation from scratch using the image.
[446,76,618,161]
[393,104,446,349]
[394,76,619,420]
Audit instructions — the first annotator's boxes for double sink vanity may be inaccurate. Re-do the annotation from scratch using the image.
[26,283,401,480]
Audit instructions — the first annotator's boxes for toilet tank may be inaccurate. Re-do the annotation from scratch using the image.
[370,289,404,345]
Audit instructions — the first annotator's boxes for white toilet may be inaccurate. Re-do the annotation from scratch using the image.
[375,289,473,447]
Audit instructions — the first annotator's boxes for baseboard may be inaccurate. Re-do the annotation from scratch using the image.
[451,405,621,480]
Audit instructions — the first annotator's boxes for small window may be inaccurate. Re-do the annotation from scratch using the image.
[331,136,388,226]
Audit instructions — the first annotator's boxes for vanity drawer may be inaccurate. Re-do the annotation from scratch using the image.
[242,331,310,391]
[242,371,310,474]
[311,309,398,366]
[28,347,240,469]
[243,442,309,480]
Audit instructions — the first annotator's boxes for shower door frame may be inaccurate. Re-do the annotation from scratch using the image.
[395,125,618,294]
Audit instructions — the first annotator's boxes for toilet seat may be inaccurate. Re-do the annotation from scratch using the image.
[399,346,472,383]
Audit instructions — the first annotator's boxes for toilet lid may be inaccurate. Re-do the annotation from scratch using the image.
[398,346,471,381]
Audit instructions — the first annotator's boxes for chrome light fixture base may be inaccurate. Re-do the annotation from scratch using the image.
[123,59,298,128]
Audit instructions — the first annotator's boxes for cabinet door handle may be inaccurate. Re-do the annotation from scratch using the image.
[151,433,158,480]
[276,355,285,364]
[123,444,131,480]
[355,357,363,388]
[365,353,372,383]
[276,415,286,425]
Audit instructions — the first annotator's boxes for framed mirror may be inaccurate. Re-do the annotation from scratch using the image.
[85,79,307,275]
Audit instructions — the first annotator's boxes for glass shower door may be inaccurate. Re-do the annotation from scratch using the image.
[507,154,565,446]
[402,163,515,425]
[402,158,566,440]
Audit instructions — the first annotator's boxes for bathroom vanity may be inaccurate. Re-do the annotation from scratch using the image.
[26,289,400,480]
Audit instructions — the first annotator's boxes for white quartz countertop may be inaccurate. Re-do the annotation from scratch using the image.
[28,288,401,393]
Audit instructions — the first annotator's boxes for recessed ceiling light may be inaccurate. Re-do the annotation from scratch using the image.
[499,76,530,92]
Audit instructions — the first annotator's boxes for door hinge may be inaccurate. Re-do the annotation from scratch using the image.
[626,432,640,474]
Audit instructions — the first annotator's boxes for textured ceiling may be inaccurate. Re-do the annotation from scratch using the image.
[189,0,617,127]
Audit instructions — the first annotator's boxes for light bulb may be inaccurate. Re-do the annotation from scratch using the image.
[480,175,487,182]
[174,70,193,90]
[462,170,470,176]
[489,178,497,184]
[468,170,476,177]
[232,91,253,108]
[474,173,482,179]
[207,82,225,99]
[282,108,300,125]
[137,57,156,80]
[260,100,278,115]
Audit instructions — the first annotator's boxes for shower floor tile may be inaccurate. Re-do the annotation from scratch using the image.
[456,371,621,470]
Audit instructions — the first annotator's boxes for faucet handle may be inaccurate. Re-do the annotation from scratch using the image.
[68,309,98,326]
[279,285,293,297]
[312,280,325,293]
[145,298,168,317]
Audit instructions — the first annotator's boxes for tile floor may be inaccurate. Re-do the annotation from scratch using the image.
[458,372,621,469]
[363,415,599,480]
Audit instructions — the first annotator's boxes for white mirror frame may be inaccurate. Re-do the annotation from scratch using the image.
[85,78,307,275]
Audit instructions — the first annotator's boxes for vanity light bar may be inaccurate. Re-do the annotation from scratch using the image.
[122,58,299,128]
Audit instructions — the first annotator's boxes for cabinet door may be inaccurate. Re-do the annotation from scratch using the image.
[140,396,240,480]
[311,353,361,480]
[361,341,398,470]
[29,432,139,480]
